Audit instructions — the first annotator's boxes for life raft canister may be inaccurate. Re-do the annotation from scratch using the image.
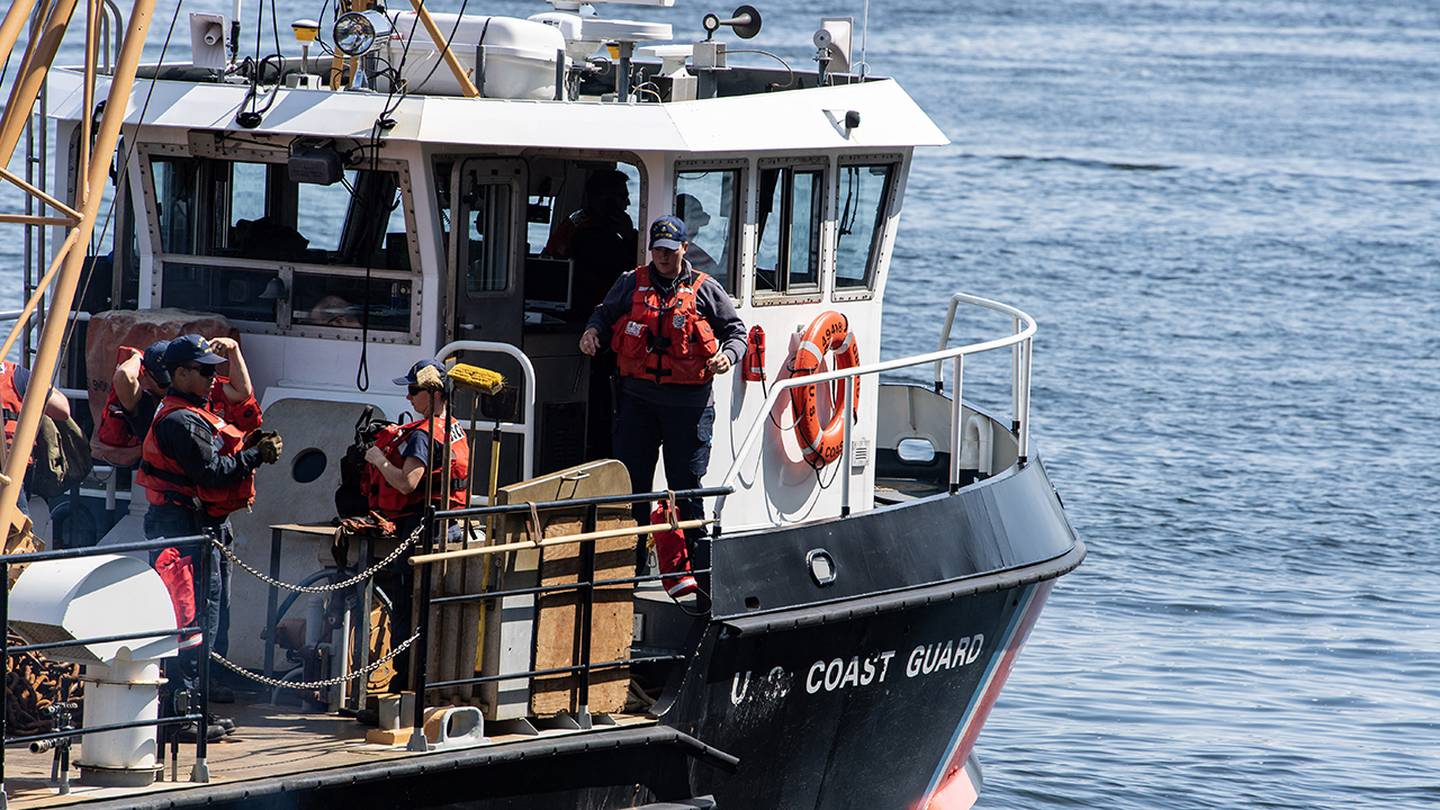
[789,311,860,467]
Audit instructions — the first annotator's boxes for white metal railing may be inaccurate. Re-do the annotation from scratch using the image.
[435,339,538,482]
[715,292,1035,523]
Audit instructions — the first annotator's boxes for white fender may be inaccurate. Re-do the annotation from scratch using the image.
[959,414,993,477]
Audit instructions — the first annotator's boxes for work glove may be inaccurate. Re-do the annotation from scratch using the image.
[255,431,283,464]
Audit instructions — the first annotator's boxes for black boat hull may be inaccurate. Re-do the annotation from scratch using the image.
[75,461,1081,810]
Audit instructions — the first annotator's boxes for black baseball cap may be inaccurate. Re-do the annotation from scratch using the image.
[163,334,226,368]
[141,340,172,386]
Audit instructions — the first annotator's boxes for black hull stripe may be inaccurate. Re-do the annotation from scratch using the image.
[717,541,1086,636]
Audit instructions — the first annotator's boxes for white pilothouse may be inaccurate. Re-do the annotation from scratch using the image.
[0,0,1083,807]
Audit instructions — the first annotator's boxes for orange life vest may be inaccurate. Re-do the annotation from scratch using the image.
[0,361,26,452]
[209,376,262,432]
[136,394,255,519]
[611,265,720,385]
[365,416,470,516]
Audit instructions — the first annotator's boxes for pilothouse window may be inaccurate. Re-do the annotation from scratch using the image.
[674,167,741,294]
[147,150,417,336]
[834,162,895,291]
[755,164,825,296]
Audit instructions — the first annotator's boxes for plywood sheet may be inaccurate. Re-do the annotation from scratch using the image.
[487,460,637,718]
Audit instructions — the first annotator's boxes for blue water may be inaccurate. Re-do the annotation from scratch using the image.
[5,0,1440,807]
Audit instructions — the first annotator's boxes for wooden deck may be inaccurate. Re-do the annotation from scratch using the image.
[4,703,657,808]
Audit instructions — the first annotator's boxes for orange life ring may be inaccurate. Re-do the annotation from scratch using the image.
[789,311,860,467]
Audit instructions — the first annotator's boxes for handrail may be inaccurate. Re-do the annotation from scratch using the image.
[436,339,538,481]
[716,292,1036,521]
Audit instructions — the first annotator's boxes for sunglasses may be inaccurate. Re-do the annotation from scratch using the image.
[183,363,217,377]
[407,385,425,396]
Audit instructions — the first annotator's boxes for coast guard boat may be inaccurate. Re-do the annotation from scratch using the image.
[0,0,1083,806]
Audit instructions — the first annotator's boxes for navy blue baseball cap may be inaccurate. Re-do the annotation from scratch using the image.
[163,334,226,368]
[392,359,448,388]
[141,340,172,386]
[649,215,688,251]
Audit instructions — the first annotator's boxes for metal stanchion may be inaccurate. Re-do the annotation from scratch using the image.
[2,558,9,809]
[575,504,597,730]
[406,508,437,753]
[191,532,211,783]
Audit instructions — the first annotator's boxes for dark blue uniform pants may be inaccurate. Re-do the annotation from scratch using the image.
[613,393,714,532]
[146,504,232,710]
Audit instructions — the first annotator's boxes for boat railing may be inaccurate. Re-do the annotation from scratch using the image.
[716,291,1035,523]
[436,339,539,483]
[403,486,732,749]
[0,533,217,796]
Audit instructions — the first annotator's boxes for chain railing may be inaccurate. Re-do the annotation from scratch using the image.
[715,291,1036,524]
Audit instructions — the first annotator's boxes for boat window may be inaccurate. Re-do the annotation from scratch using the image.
[161,262,278,322]
[755,164,826,297]
[152,156,200,254]
[674,166,741,294]
[460,183,515,295]
[835,162,895,291]
[149,154,408,270]
[291,271,412,330]
[147,150,417,335]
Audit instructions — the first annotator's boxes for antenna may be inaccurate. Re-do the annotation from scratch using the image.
[859,0,870,79]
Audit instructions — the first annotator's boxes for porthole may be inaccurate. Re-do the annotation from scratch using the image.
[896,437,936,464]
[291,448,328,484]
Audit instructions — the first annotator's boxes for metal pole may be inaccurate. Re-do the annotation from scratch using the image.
[0,0,157,535]
[1018,337,1031,465]
[0,0,43,79]
[406,0,479,97]
[2,559,10,808]
[190,533,211,783]
[948,355,963,494]
[574,504,597,730]
[839,373,853,516]
[1013,317,1025,438]
[80,0,97,201]
[407,507,436,752]
[0,0,83,167]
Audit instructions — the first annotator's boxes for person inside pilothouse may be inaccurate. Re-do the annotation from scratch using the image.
[542,168,639,460]
[675,193,719,276]
[579,216,746,574]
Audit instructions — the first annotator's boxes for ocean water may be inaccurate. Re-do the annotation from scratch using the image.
[3,0,1438,807]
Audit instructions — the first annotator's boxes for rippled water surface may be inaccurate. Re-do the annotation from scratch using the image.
[3,0,1438,807]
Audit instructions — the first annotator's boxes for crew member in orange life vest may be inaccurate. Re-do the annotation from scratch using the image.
[363,359,470,523]
[137,335,283,741]
[97,337,261,466]
[0,360,74,446]
[580,215,746,564]
[0,359,75,511]
[362,359,470,685]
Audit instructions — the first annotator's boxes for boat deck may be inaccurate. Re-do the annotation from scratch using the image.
[4,703,657,808]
